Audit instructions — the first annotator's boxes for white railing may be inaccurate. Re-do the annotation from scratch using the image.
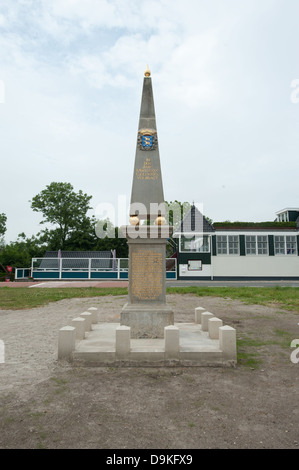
[15,267,32,280]
[30,257,177,280]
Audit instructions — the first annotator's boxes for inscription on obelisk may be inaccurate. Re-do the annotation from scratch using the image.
[131,250,163,301]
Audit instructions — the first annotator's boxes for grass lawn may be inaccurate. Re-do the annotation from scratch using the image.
[168,285,299,312]
[0,287,128,310]
[0,285,298,311]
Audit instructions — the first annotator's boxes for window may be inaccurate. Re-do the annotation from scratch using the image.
[286,236,297,255]
[278,212,289,222]
[246,236,256,255]
[275,236,285,254]
[180,236,210,253]
[187,260,202,271]
[216,235,239,255]
[245,235,268,255]
[217,236,227,254]
[228,236,239,254]
[257,236,268,255]
[274,236,297,255]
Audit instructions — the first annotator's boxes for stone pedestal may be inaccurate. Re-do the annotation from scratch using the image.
[120,225,174,338]
[121,303,174,338]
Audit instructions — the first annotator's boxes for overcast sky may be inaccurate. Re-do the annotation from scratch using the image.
[1,0,299,243]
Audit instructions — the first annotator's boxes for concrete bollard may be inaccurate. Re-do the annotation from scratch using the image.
[195,307,206,324]
[71,317,86,340]
[208,317,223,339]
[58,326,76,360]
[87,307,98,324]
[201,312,214,331]
[164,325,180,360]
[80,312,93,331]
[115,326,131,359]
[219,326,237,361]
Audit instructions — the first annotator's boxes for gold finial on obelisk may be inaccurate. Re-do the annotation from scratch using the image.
[144,64,151,77]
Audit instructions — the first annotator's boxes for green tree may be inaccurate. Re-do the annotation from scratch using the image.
[64,216,98,251]
[0,233,47,280]
[94,218,128,257]
[95,226,128,258]
[165,200,191,229]
[30,182,93,250]
[0,212,7,238]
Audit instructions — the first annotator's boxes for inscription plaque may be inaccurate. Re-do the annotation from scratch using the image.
[131,250,163,300]
[136,158,159,180]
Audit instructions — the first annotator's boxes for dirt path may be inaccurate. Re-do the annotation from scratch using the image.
[0,293,298,449]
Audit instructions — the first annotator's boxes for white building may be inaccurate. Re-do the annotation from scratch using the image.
[173,206,299,280]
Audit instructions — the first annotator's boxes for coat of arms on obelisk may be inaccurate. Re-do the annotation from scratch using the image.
[138,129,157,150]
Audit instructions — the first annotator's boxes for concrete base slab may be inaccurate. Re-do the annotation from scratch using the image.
[72,321,236,367]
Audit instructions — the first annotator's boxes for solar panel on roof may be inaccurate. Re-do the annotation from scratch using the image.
[44,251,112,258]
[39,251,113,270]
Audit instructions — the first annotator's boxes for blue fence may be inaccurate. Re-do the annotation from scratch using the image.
[15,257,177,281]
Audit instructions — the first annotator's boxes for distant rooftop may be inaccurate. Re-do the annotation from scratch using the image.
[275,208,299,215]
[173,205,215,236]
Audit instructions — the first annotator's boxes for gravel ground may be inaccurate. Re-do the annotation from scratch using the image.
[0,293,298,449]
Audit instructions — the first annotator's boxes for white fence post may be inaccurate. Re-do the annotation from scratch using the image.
[58,326,76,360]
[164,326,180,360]
[80,312,93,331]
[219,326,237,362]
[116,326,131,359]
[201,312,214,331]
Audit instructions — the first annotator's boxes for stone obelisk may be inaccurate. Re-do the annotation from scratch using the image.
[121,66,174,338]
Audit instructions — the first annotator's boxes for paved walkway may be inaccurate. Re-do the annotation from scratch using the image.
[1,279,299,288]
[0,281,129,288]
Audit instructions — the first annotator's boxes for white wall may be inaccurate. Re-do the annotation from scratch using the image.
[212,256,299,277]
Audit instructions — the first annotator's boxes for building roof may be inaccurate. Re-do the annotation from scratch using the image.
[275,208,299,215]
[173,205,215,236]
[212,222,298,231]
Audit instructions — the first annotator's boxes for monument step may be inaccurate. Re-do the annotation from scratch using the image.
[69,322,235,366]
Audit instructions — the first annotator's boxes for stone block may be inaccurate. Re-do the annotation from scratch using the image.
[195,307,206,324]
[58,326,76,360]
[121,303,173,338]
[201,312,214,331]
[87,307,98,324]
[208,317,223,339]
[164,325,180,360]
[71,317,86,340]
[129,350,165,363]
[80,312,92,331]
[115,326,131,359]
[219,326,237,361]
